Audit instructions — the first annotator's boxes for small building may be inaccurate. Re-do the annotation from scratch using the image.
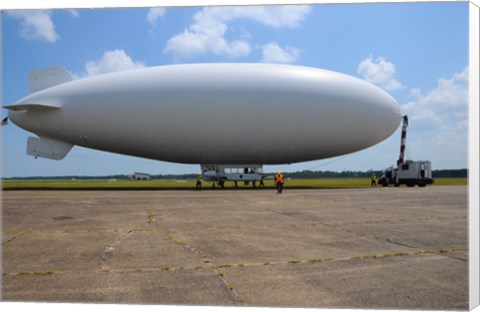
[130,172,151,181]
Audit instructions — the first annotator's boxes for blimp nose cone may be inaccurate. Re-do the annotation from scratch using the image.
[375,89,403,137]
[298,71,404,162]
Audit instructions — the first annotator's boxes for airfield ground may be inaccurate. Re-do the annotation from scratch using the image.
[1,186,468,309]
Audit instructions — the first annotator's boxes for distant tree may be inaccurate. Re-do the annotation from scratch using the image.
[3,169,467,180]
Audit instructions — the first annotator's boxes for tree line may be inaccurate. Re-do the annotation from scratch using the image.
[4,169,467,180]
[283,169,467,179]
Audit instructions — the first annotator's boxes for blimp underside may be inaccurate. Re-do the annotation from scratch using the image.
[6,63,402,166]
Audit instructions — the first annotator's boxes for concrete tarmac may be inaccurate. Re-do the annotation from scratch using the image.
[1,186,468,309]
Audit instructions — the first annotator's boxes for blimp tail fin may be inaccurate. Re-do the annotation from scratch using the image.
[26,136,73,160]
[29,66,73,93]
[3,103,61,111]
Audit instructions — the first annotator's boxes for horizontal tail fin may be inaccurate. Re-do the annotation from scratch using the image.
[29,66,72,93]
[3,103,61,111]
[27,137,73,160]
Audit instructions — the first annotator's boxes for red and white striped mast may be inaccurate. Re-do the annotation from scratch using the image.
[397,115,409,166]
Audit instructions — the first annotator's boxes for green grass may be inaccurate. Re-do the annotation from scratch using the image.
[1,177,467,190]
[2,179,196,190]
[427,178,467,186]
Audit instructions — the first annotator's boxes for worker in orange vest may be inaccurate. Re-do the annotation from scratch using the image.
[275,171,284,194]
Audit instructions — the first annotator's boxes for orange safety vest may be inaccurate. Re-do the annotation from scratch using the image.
[276,174,284,184]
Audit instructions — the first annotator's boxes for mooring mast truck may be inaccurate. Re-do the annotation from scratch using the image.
[379,160,433,187]
[378,115,434,187]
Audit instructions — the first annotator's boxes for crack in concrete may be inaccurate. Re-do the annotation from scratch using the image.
[101,230,133,272]
[2,225,40,245]
[157,199,245,305]
[8,216,466,236]
[162,232,245,305]
[8,246,465,277]
[145,205,162,225]
[386,238,418,249]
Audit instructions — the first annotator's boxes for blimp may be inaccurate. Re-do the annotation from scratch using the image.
[5,63,401,187]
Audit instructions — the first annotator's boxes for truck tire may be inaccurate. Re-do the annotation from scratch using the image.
[394,181,400,187]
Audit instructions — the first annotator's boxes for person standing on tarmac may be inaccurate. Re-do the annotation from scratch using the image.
[195,174,202,191]
[371,172,377,187]
[275,171,285,194]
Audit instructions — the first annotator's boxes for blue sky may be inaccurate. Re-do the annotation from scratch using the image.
[1,2,469,177]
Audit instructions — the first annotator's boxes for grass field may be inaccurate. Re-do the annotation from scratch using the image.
[1,177,467,190]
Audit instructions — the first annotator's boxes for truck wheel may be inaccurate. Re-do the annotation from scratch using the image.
[394,181,400,187]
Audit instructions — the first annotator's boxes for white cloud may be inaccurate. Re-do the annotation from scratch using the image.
[147,8,166,26]
[402,67,468,127]
[83,50,145,77]
[261,42,300,64]
[199,5,311,29]
[357,56,403,91]
[164,5,310,59]
[6,10,59,43]
[408,125,467,168]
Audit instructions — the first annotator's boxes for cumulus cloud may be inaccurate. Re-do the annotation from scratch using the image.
[6,10,59,43]
[357,56,404,91]
[406,123,467,168]
[164,5,310,59]
[199,5,311,29]
[261,42,300,64]
[147,8,166,26]
[402,67,468,126]
[83,50,145,77]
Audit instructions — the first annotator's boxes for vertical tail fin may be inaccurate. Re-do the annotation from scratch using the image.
[29,66,73,93]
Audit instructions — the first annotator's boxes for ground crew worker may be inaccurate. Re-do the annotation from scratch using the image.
[275,171,284,194]
[259,176,265,188]
[371,172,377,187]
[195,174,202,191]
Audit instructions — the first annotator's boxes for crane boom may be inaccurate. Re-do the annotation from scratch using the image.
[379,114,433,187]
[397,115,409,166]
